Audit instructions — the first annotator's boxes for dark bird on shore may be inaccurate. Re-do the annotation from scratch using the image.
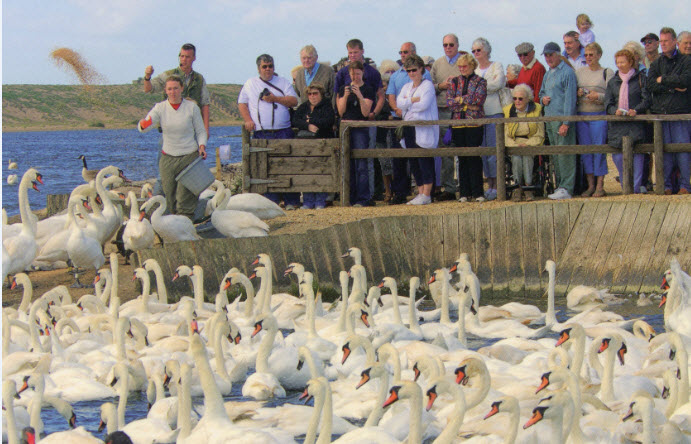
[78,155,98,183]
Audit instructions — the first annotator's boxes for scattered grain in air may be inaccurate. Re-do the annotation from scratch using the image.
[50,48,105,86]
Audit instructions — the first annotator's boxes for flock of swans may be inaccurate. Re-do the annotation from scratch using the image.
[2,163,287,285]
[2,240,690,443]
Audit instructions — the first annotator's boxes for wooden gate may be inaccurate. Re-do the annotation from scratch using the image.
[241,130,341,195]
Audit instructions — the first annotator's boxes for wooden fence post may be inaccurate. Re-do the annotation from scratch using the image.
[495,122,506,201]
[622,136,633,195]
[242,127,251,193]
[653,120,664,195]
[340,124,351,206]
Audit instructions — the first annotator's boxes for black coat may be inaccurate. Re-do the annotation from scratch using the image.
[292,98,336,138]
[604,69,650,148]
[646,51,691,114]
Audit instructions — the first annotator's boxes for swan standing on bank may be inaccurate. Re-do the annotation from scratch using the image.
[3,168,42,279]
[141,195,200,243]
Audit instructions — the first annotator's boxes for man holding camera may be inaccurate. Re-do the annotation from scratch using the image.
[238,54,300,208]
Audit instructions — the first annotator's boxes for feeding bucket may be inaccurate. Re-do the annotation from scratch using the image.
[175,157,215,196]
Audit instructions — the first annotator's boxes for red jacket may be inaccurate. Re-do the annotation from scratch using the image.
[508,59,546,103]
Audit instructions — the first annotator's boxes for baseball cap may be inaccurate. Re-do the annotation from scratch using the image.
[640,33,659,43]
[542,42,561,55]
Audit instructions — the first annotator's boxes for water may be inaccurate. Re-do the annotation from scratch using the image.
[2,126,243,217]
[25,293,665,440]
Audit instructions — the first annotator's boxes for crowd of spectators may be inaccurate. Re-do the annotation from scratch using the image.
[230,19,691,208]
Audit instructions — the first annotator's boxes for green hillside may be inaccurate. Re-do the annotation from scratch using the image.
[2,83,242,131]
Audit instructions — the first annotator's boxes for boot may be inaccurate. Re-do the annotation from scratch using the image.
[524,190,534,201]
[511,188,523,202]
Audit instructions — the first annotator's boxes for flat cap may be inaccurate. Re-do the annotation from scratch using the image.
[515,42,534,54]
[422,56,435,66]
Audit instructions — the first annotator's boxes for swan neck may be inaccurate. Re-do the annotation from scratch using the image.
[601,345,615,402]
[117,372,129,430]
[241,276,255,318]
[18,174,35,236]
[440,278,451,325]
[546,268,557,326]
[192,339,226,419]
[433,386,466,444]
[18,280,33,313]
[256,324,276,373]
[408,384,423,444]
[193,268,205,312]
[152,264,168,304]
[364,367,389,427]
[178,366,192,439]
[505,403,519,444]
[316,382,333,444]
[305,384,325,444]
[213,324,230,379]
[30,378,45,436]
[4,393,19,444]
[391,284,402,325]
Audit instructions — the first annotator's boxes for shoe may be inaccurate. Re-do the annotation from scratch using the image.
[592,189,606,198]
[639,186,648,194]
[388,195,407,205]
[314,205,325,210]
[679,188,690,195]
[511,188,523,202]
[352,203,363,208]
[665,189,673,195]
[485,189,497,201]
[581,188,595,197]
[406,195,423,205]
[548,188,572,200]
[524,190,534,201]
[285,204,297,210]
[458,197,468,202]
[435,191,456,202]
[301,204,314,210]
[475,196,487,202]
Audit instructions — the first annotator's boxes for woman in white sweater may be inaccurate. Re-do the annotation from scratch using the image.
[472,37,506,201]
[397,55,439,205]
[138,75,208,219]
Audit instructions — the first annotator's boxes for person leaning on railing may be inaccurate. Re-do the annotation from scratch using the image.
[446,53,488,203]
[503,84,544,201]
[604,49,650,194]
[291,82,335,209]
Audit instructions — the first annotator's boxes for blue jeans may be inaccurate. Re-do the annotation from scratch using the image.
[302,192,327,208]
[404,126,435,186]
[350,128,371,205]
[661,121,691,192]
[254,128,300,206]
[577,112,608,176]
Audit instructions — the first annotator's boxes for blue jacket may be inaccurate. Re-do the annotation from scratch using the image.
[539,61,578,127]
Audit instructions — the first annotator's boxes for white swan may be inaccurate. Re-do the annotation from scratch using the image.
[122,190,154,253]
[65,197,105,285]
[523,390,576,443]
[141,195,200,243]
[225,192,286,220]
[424,376,468,444]
[3,168,42,277]
[211,196,269,238]
[143,258,168,304]
[7,174,18,185]
[8,159,18,170]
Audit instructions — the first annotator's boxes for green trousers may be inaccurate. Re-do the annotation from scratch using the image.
[159,151,199,219]
[545,122,577,195]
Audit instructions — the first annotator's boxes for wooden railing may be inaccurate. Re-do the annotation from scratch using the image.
[339,114,691,205]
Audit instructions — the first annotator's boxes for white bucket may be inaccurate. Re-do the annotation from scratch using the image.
[218,144,231,163]
[175,157,215,196]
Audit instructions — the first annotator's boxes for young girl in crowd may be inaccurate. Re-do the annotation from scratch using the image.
[577,13,596,46]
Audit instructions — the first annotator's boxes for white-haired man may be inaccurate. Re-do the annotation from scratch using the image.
[294,45,335,105]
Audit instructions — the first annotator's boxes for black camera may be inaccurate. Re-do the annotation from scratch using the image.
[260,88,272,99]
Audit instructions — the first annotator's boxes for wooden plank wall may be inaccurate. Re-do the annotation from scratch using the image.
[135,201,691,301]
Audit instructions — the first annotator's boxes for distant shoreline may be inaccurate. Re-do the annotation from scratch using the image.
[2,121,244,133]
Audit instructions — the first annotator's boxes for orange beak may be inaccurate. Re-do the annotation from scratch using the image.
[524,407,546,429]
[484,402,500,420]
[383,386,401,408]
[251,321,263,338]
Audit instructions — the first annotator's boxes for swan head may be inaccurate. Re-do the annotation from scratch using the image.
[555,328,572,347]
[252,253,271,267]
[341,247,361,262]
[536,372,552,394]
[17,375,31,395]
[356,367,376,389]
[598,336,627,365]
[425,384,438,411]
[172,265,193,281]
[252,314,277,338]
[622,393,653,422]
[544,260,556,275]
[484,398,518,420]
[454,364,469,385]
[341,341,352,364]
[524,405,549,429]
[383,385,403,408]
[284,262,304,277]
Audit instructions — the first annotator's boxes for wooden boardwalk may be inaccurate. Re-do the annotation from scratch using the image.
[135,200,691,301]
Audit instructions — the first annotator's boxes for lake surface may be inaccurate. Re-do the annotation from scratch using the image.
[2,126,243,217]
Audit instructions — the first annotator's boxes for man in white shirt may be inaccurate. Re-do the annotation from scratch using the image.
[238,54,300,208]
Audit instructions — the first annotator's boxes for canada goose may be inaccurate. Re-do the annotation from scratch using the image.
[77,155,99,183]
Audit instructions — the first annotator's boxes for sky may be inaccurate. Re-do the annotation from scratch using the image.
[2,0,690,86]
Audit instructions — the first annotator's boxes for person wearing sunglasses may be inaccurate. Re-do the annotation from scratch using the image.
[640,33,660,70]
[576,42,614,197]
[292,83,335,209]
[397,55,439,205]
[446,53,487,202]
[431,33,468,201]
[507,42,546,103]
[387,42,432,205]
[471,37,505,201]
[503,84,544,201]
[238,54,300,209]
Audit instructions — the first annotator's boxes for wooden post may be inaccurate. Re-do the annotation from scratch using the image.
[241,127,251,193]
[622,136,633,195]
[495,122,506,201]
[340,124,351,206]
[653,120,664,195]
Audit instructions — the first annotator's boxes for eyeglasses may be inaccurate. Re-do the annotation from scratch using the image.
[584,53,597,57]
[443,43,456,48]
[406,68,418,73]
[643,40,656,44]
[512,97,525,101]
[518,52,531,57]
[471,49,482,54]
[399,50,410,55]
[261,64,274,69]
